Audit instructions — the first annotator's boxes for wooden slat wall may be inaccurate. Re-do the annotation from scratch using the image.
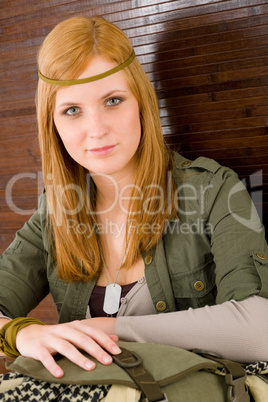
[0,0,267,323]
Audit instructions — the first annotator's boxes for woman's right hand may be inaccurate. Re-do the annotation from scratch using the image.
[15,320,121,378]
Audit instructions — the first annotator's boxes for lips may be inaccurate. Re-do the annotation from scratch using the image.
[88,145,116,156]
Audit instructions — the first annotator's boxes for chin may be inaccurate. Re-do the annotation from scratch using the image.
[89,158,132,175]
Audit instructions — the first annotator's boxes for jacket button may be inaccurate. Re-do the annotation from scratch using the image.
[256,252,266,260]
[156,301,167,311]
[145,255,152,265]
[181,161,191,167]
[194,281,205,291]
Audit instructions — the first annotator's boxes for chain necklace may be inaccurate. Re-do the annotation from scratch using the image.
[99,231,132,316]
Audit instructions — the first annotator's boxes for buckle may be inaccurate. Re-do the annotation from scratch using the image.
[145,393,169,402]
[225,373,250,402]
[112,350,142,368]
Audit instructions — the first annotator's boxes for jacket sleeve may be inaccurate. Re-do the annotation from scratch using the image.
[0,190,49,318]
[205,166,268,304]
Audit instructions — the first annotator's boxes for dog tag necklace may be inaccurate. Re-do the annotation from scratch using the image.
[99,234,131,316]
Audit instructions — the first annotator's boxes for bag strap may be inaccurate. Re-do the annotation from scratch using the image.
[112,346,250,402]
[112,347,168,402]
[194,350,250,402]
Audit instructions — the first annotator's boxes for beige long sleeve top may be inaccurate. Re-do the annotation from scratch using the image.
[89,278,268,364]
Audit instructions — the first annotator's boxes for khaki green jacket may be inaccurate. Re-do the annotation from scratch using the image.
[1,153,268,322]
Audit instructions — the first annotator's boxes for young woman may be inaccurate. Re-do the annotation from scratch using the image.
[1,16,268,383]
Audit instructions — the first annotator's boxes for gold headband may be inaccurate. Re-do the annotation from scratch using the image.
[38,50,135,86]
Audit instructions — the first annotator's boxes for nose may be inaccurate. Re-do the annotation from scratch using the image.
[86,109,108,139]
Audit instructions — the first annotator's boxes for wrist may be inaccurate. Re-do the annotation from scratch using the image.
[0,317,45,358]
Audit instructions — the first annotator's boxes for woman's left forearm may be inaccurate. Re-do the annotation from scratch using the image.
[115,295,268,363]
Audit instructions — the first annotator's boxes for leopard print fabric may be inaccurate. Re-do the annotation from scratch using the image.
[245,361,268,375]
[0,372,110,401]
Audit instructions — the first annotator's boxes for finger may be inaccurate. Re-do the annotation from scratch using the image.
[87,327,121,356]
[67,322,121,357]
[109,335,119,343]
[37,348,65,378]
[49,338,98,371]
[63,331,114,365]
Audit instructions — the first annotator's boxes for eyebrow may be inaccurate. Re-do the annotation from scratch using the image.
[101,89,127,99]
[56,89,128,109]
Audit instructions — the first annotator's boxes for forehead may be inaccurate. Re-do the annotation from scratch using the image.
[79,55,117,79]
[55,56,130,103]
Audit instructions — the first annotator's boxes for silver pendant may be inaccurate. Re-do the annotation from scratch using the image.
[103,284,122,315]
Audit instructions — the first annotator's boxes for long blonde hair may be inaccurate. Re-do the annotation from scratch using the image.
[37,16,177,281]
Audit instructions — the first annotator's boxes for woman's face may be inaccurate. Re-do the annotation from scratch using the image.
[53,56,141,178]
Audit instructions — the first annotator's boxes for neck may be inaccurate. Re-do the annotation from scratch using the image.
[93,162,137,216]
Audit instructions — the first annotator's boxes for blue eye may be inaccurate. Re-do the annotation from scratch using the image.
[106,97,121,106]
[64,107,80,116]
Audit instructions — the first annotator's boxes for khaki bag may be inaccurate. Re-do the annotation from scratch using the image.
[7,341,250,402]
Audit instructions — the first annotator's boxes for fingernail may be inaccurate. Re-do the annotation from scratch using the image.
[85,361,95,370]
[55,369,63,378]
[102,355,112,364]
[112,345,121,354]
